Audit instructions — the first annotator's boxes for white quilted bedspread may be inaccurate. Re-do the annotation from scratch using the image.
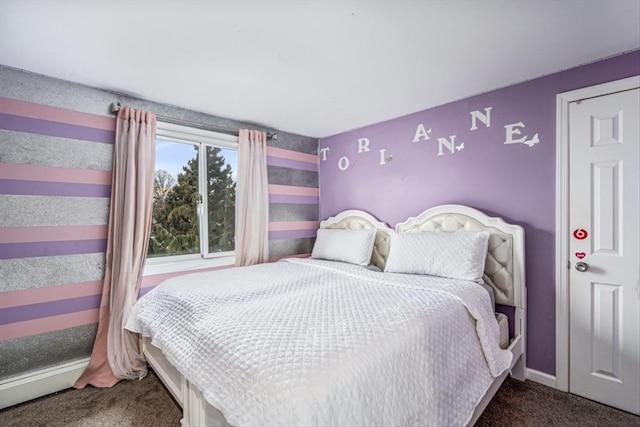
[126,259,512,426]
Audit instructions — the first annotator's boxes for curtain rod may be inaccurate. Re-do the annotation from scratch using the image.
[109,102,278,140]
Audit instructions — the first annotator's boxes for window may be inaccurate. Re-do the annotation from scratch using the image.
[148,122,238,262]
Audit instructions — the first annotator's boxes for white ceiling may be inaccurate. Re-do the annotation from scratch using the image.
[1,1,638,138]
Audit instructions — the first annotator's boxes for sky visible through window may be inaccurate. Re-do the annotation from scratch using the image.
[155,139,238,182]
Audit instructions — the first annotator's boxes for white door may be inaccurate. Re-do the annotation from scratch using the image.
[568,88,640,414]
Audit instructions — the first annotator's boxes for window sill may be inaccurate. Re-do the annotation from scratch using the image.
[143,254,235,276]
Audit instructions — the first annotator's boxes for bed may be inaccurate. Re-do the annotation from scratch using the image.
[126,204,526,426]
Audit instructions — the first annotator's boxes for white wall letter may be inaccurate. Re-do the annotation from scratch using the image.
[357,138,370,153]
[338,156,350,171]
[504,122,540,147]
[319,147,330,161]
[379,149,392,165]
[413,124,432,142]
[470,107,492,130]
[436,135,457,156]
[504,122,526,144]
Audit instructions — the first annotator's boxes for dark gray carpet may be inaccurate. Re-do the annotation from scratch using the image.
[1,371,638,426]
[477,377,639,426]
[0,369,182,426]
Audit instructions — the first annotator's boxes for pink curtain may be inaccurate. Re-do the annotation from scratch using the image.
[235,129,269,266]
[75,107,156,388]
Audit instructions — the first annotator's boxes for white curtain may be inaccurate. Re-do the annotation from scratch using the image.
[235,129,269,266]
[75,107,156,388]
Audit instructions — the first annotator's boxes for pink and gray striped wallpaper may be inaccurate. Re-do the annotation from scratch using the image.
[0,98,113,347]
[0,65,319,379]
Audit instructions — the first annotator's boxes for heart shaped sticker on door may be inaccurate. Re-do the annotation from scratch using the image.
[575,252,586,259]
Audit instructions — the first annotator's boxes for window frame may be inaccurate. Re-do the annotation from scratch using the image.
[144,121,239,274]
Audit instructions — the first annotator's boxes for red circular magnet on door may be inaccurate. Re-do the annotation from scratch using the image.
[573,228,588,240]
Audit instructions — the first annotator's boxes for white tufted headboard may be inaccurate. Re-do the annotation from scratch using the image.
[319,205,525,309]
[396,205,525,308]
[320,210,393,271]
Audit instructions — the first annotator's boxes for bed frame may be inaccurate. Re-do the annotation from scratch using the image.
[141,204,526,426]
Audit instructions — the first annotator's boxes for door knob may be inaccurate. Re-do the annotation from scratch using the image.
[575,262,589,272]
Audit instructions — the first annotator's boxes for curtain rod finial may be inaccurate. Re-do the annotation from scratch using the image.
[268,132,278,140]
[109,102,122,114]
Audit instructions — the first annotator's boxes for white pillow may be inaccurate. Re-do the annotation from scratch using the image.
[311,228,377,266]
[384,231,490,283]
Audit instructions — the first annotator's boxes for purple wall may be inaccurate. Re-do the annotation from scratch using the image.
[318,50,640,375]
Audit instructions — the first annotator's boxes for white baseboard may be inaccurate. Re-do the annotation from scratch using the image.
[0,357,90,409]
[526,368,557,388]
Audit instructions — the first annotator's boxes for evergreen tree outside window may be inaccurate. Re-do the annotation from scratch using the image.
[148,122,237,259]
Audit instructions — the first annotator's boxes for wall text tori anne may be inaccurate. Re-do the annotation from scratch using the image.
[320,106,540,171]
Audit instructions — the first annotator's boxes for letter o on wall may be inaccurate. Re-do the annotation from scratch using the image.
[338,156,350,171]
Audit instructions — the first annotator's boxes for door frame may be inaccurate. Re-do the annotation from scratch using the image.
[555,75,640,392]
